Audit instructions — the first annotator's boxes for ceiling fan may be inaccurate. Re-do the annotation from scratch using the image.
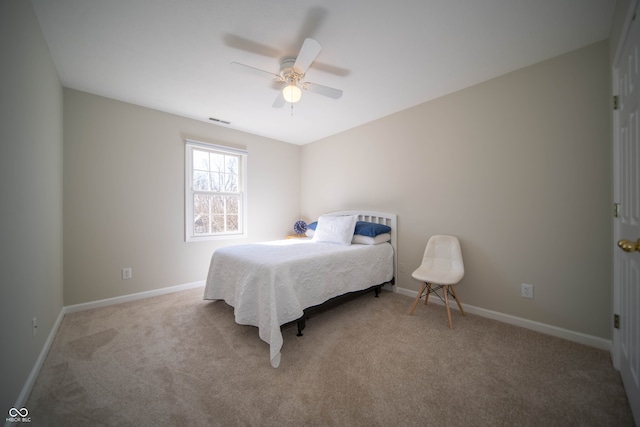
[230,38,343,108]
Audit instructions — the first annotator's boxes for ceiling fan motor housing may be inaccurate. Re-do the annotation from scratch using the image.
[280,57,303,84]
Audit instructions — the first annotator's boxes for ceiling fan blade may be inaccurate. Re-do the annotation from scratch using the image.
[272,92,285,108]
[303,82,343,99]
[230,62,281,81]
[293,38,321,75]
[223,34,282,58]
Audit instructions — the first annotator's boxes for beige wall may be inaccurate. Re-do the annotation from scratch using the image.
[301,41,612,339]
[63,90,301,305]
[0,0,64,410]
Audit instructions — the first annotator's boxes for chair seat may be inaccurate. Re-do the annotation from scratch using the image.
[411,267,463,285]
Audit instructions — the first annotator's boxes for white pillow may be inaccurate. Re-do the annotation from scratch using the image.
[312,215,358,245]
[352,233,391,245]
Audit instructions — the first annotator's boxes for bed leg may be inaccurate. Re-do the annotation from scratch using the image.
[374,286,381,298]
[296,318,306,336]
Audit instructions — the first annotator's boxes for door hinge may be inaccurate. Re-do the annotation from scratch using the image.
[614,203,621,218]
[614,314,620,329]
[613,95,619,110]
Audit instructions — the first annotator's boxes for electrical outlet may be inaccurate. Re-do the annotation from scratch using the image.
[521,283,534,299]
[122,268,132,280]
[32,317,37,337]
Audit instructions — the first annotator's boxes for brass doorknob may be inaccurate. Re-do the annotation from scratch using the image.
[618,238,640,253]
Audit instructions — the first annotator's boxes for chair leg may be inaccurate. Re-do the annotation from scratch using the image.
[424,283,432,305]
[443,285,453,329]
[449,285,465,316]
[409,283,427,315]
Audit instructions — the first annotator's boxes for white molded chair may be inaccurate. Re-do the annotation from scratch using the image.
[409,235,465,329]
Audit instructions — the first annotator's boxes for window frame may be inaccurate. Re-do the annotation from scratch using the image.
[185,139,248,242]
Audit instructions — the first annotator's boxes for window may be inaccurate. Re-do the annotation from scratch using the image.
[185,140,247,241]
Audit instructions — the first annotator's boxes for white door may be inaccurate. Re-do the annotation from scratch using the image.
[613,1,640,423]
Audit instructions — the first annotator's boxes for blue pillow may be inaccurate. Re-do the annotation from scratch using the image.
[307,220,391,237]
[354,221,391,237]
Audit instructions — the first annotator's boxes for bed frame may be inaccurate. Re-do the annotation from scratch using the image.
[291,210,397,336]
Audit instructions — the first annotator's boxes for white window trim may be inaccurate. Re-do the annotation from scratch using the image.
[185,139,248,242]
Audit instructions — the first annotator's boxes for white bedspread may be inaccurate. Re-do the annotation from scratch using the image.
[203,239,394,367]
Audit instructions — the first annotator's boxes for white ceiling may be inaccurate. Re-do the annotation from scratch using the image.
[31,0,615,145]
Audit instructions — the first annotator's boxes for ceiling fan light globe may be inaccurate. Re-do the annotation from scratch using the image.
[282,84,302,103]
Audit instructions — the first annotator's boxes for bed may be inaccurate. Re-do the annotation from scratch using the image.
[203,210,397,367]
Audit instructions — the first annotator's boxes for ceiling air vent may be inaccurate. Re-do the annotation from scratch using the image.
[209,117,230,125]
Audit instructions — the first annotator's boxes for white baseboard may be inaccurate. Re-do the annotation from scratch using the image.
[64,281,205,314]
[8,280,206,424]
[395,286,611,352]
[8,307,65,425]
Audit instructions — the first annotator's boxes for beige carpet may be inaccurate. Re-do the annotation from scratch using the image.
[27,287,634,426]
